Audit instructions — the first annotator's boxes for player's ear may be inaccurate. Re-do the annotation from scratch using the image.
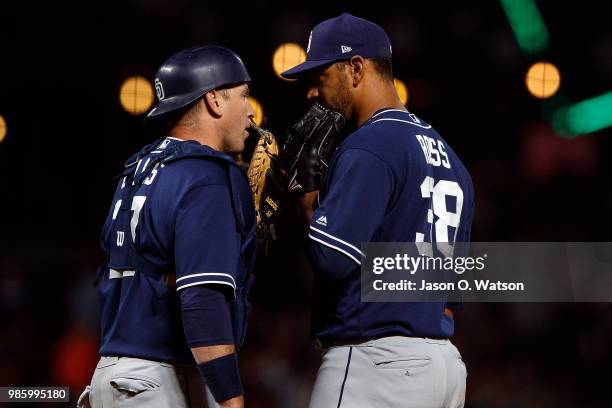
[349,56,365,87]
[204,90,223,117]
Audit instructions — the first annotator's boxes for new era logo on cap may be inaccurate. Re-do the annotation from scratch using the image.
[307,31,313,53]
[281,13,392,79]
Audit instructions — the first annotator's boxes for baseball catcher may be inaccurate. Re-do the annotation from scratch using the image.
[81,45,257,408]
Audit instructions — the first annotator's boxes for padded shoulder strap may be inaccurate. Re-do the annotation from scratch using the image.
[124,138,165,168]
[161,141,256,237]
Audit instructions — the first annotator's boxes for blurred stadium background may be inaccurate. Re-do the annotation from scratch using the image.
[0,0,611,406]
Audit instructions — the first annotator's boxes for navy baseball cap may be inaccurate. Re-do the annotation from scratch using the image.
[281,13,392,79]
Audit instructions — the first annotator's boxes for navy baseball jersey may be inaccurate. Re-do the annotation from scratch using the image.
[308,108,475,341]
[96,137,256,362]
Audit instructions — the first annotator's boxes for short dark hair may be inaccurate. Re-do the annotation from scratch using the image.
[368,58,393,81]
[334,61,348,72]
[334,58,393,81]
[216,88,230,100]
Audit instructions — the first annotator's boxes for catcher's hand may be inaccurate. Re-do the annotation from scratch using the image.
[247,120,283,243]
[282,102,345,195]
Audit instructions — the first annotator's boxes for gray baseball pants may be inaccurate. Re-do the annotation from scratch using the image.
[78,356,219,408]
[308,336,466,408]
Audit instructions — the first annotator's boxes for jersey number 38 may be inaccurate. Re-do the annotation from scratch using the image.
[415,176,464,257]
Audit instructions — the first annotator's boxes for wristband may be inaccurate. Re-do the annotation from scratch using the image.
[197,353,243,402]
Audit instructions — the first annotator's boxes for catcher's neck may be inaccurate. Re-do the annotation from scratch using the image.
[169,122,223,151]
[355,80,405,127]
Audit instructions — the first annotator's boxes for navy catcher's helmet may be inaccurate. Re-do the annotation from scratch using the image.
[147,46,251,118]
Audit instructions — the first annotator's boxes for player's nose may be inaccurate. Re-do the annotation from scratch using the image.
[246,101,255,118]
[307,86,319,101]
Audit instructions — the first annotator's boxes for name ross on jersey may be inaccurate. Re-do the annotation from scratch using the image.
[415,134,451,169]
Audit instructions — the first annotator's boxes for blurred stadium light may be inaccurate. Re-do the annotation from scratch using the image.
[393,78,409,106]
[553,91,612,137]
[525,61,561,99]
[248,96,264,126]
[0,115,6,143]
[499,0,549,54]
[119,76,154,115]
[272,43,306,81]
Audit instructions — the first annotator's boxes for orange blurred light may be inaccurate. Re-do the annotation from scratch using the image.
[272,43,307,81]
[0,115,6,143]
[120,76,154,115]
[394,78,409,106]
[525,62,561,99]
[248,97,264,126]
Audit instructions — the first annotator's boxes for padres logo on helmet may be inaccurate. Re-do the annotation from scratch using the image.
[154,78,165,101]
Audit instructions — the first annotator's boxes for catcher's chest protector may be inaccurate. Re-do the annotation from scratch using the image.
[97,138,256,361]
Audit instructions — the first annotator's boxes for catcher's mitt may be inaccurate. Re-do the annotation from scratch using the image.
[282,102,346,195]
[247,120,283,242]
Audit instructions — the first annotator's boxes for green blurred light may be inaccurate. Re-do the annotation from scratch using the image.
[553,91,612,137]
[541,93,570,122]
[499,0,549,54]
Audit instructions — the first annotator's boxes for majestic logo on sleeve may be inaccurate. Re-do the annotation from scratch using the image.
[154,78,165,101]
[316,215,328,227]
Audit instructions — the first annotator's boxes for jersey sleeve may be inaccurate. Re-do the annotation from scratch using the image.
[309,148,395,266]
[174,183,241,296]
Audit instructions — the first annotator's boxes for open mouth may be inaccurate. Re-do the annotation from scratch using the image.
[246,119,258,137]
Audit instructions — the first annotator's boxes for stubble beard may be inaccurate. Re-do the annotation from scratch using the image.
[219,127,245,155]
[220,137,242,155]
[328,76,352,119]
